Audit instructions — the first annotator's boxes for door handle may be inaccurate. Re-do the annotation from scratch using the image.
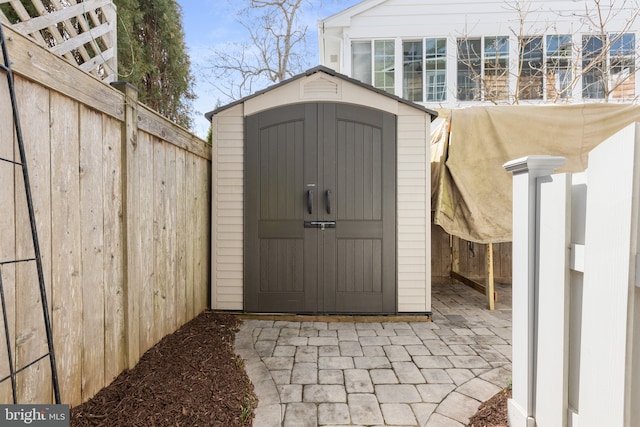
[325,190,332,214]
[304,221,336,230]
[307,189,313,214]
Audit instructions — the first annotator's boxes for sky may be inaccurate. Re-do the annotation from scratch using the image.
[179,0,362,138]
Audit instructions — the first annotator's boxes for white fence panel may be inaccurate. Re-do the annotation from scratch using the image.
[577,123,640,427]
[505,122,640,427]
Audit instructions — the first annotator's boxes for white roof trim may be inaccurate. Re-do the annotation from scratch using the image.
[319,0,387,27]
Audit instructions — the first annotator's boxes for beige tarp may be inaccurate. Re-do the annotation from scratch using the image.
[432,103,640,243]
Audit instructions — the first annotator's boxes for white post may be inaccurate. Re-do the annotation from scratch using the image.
[504,155,566,427]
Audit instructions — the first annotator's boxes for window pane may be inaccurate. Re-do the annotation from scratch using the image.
[403,41,423,101]
[426,38,446,101]
[484,36,509,100]
[611,33,635,99]
[519,36,543,100]
[374,40,395,94]
[352,41,372,85]
[546,34,572,99]
[457,38,481,100]
[582,35,605,99]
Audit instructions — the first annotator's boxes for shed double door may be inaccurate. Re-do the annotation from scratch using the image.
[245,103,396,313]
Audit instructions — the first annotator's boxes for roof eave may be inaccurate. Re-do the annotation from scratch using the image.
[204,65,438,121]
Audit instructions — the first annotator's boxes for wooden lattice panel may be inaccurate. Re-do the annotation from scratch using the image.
[0,0,117,82]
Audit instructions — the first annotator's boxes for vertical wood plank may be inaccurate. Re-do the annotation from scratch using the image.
[50,92,82,405]
[113,82,140,370]
[164,145,177,334]
[485,242,495,310]
[79,105,105,401]
[196,157,210,313]
[153,139,167,342]
[451,236,460,277]
[14,78,52,404]
[102,115,125,383]
[0,71,16,403]
[139,132,155,354]
[175,150,187,326]
[185,156,196,319]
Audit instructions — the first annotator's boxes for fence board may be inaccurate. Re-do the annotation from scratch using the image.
[6,29,122,119]
[175,150,187,326]
[578,123,639,426]
[139,132,155,355]
[535,173,570,427]
[185,157,196,320]
[102,114,125,383]
[50,92,83,405]
[14,77,51,404]
[153,139,166,343]
[196,157,210,313]
[0,70,15,403]
[165,144,177,335]
[79,106,105,401]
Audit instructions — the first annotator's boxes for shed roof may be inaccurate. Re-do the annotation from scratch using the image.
[204,65,438,121]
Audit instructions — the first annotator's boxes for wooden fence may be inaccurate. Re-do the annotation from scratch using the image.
[0,25,211,406]
[505,125,640,426]
[431,224,512,284]
[432,224,512,310]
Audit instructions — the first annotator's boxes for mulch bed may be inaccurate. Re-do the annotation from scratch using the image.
[468,386,511,427]
[71,311,256,427]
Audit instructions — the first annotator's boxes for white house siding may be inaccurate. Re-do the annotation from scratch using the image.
[210,71,433,312]
[211,106,245,310]
[319,0,640,107]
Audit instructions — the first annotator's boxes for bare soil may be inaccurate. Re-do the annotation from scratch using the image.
[70,311,256,427]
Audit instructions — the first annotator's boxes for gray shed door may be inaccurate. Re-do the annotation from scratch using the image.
[244,103,396,313]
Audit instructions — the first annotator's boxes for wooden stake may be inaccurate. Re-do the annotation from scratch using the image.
[486,242,495,310]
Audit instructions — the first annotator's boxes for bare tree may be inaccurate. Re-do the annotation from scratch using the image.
[456,0,640,104]
[204,0,310,100]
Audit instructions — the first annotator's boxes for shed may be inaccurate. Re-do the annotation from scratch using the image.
[206,66,437,314]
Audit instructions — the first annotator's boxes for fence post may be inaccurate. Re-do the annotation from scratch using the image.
[504,155,566,427]
[111,81,139,369]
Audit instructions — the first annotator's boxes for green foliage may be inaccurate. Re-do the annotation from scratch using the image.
[239,395,254,423]
[114,0,196,128]
[206,125,212,145]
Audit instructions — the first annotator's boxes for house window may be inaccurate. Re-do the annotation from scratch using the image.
[457,37,508,101]
[457,38,481,100]
[425,38,446,101]
[374,40,395,94]
[352,40,395,94]
[518,36,544,100]
[582,33,636,100]
[609,33,635,99]
[484,36,509,100]
[546,35,572,99]
[582,35,605,99]
[403,40,423,101]
[352,41,372,85]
